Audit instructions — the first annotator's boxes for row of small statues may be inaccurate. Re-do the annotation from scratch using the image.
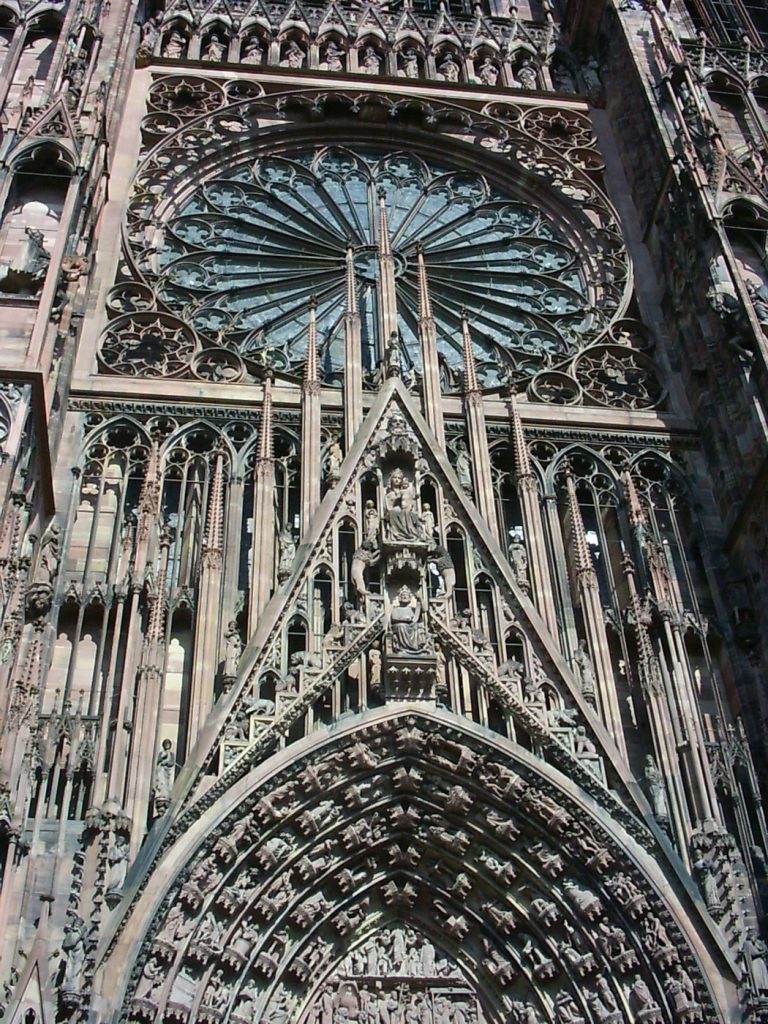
[154,25,539,89]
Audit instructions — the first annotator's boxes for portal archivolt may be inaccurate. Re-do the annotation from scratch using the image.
[105,708,727,1024]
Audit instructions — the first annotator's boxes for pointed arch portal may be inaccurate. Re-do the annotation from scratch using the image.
[98,705,735,1024]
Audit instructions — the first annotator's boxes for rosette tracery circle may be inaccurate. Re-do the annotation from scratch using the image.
[149,145,606,391]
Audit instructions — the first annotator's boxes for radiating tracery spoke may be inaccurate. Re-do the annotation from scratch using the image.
[154,147,595,390]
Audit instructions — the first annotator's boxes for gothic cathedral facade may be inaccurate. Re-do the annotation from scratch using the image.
[2,0,768,1018]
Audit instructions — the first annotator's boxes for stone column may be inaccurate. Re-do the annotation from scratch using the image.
[461,314,498,539]
[344,248,363,448]
[416,246,445,449]
[249,372,276,636]
[376,192,398,360]
[508,395,557,636]
[564,467,627,760]
[186,445,226,749]
[300,298,322,536]
[125,525,171,857]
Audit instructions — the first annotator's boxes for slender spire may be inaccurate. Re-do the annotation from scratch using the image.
[147,527,172,644]
[257,370,274,464]
[345,246,358,316]
[303,296,320,390]
[417,244,433,322]
[622,464,648,530]
[203,446,226,558]
[461,310,480,395]
[137,437,160,533]
[564,464,594,580]
[509,392,532,481]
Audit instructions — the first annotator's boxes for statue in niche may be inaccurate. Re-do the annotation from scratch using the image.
[277,526,296,582]
[384,468,424,542]
[421,503,435,539]
[360,45,381,75]
[140,14,161,52]
[518,59,537,89]
[280,41,305,68]
[154,739,176,808]
[0,227,50,294]
[508,535,529,589]
[573,639,596,703]
[322,40,344,71]
[747,281,768,325]
[327,439,343,484]
[203,33,226,61]
[454,440,472,493]
[437,52,460,82]
[398,48,420,78]
[390,585,428,655]
[223,620,242,677]
[241,35,264,64]
[643,754,669,822]
[477,56,499,86]
[351,538,379,599]
[162,29,186,58]
[364,500,380,541]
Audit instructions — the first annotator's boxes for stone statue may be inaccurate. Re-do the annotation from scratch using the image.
[747,281,768,325]
[61,912,87,994]
[154,739,176,806]
[384,469,423,542]
[37,522,61,585]
[390,585,428,655]
[368,644,382,693]
[643,754,669,821]
[162,29,186,58]
[327,440,343,484]
[694,855,721,913]
[360,46,381,75]
[140,14,161,52]
[742,929,768,994]
[629,975,660,1013]
[351,538,379,598]
[518,59,537,89]
[421,503,435,540]
[106,833,129,895]
[573,639,596,703]
[508,536,529,589]
[223,620,242,677]
[323,40,344,71]
[203,33,226,61]
[454,440,472,493]
[0,227,50,293]
[430,544,455,600]
[364,500,380,541]
[241,35,264,64]
[437,52,460,82]
[277,526,296,582]
[281,41,305,68]
[477,57,499,86]
[398,48,419,78]
[384,332,402,377]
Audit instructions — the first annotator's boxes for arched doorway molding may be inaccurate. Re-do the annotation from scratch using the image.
[94,705,738,1024]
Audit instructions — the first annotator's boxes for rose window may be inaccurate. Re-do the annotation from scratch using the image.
[152,146,604,391]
